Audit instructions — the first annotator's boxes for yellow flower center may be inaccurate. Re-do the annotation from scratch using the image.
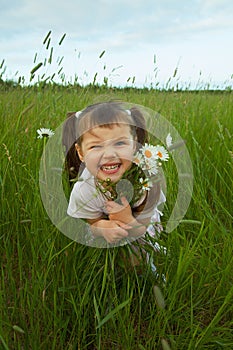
[144,149,152,158]
[157,151,163,158]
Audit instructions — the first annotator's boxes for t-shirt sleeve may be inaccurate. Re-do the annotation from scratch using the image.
[67,181,105,219]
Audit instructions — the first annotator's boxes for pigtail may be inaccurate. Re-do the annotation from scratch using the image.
[62,112,82,181]
[129,107,148,147]
[130,107,162,211]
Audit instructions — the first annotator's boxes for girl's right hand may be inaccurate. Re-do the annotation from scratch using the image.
[91,219,131,244]
[105,197,134,224]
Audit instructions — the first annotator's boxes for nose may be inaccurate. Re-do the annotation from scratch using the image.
[102,144,117,159]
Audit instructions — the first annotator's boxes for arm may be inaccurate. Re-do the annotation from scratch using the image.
[105,197,147,238]
[87,216,130,244]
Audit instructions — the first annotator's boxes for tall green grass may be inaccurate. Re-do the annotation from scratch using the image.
[0,85,232,349]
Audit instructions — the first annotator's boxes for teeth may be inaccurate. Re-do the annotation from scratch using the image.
[101,164,119,170]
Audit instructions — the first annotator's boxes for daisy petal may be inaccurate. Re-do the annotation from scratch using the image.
[37,128,54,139]
[166,133,173,148]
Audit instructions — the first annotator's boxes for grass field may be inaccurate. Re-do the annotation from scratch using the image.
[0,83,232,349]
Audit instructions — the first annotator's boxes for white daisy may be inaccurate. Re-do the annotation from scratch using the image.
[37,128,54,139]
[148,164,158,176]
[153,145,169,161]
[133,151,144,167]
[139,177,152,191]
[141,143,157,160]
[142,158,158,175]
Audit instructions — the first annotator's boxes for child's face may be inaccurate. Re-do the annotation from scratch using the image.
[76,124,136,183]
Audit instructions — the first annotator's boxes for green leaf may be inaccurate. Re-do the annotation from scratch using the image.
[99,50,105,59]
[12,325,25,334]
[153,285,165,309]
[96,298,130,329]
[43,30,51,45]
[30,62,43,75]
[59,33,66,45]
[161,338,171,350]
[93,295,101,324]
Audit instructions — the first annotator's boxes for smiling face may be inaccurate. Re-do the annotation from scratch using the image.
[76,124,136,183]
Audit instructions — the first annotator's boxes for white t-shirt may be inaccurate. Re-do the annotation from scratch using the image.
[67,168,109,219]
[67,168,166,239]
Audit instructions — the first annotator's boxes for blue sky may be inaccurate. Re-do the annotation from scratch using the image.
[1,0,233,88]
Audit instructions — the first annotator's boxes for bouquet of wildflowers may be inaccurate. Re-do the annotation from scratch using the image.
[96,140,170,205]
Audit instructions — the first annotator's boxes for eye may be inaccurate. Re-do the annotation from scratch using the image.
[90,145,102,149]
[115,141,126,146]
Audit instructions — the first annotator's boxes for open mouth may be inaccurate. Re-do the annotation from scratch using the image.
[100,163,121,174]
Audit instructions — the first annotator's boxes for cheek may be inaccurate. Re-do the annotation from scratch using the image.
[120,146,135,160]
[83,151,100,164]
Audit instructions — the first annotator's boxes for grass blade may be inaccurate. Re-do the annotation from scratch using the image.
[99,50,105,59]
[96,298,130,329]
[59,33,66,45]
[30,62,43,75]
[43,30,51,45]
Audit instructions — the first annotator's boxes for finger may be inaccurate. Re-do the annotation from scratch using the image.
[105,201,119,210]
[105,200,116,207]
[115,230,128,238]
[115,220,132,230]
[106,232,127,244]
[106,204,123,214]
[105,204,118,211]
[113,224,129,236]
[120,196,129,207]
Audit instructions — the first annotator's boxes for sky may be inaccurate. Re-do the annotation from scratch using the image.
[1,0,233,89]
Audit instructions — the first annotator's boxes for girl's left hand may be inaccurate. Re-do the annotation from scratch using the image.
[105,197,134,224]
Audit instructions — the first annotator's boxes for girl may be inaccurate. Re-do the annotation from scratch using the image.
[63,101,166,248]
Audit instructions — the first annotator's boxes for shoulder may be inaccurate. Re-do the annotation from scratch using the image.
[70,175,97,204]
[67,170,107,219]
